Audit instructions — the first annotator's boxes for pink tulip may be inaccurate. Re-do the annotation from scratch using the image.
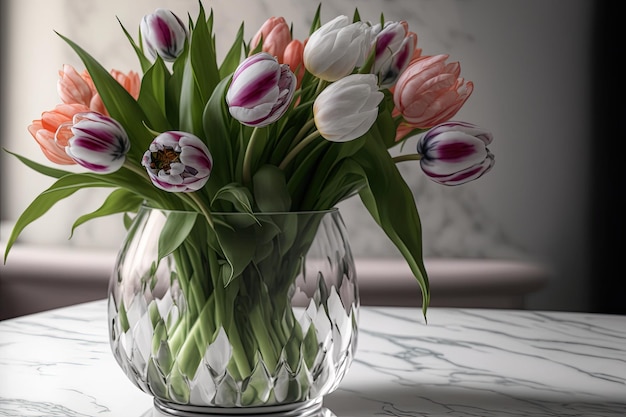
[393,54,474,129]
[250,17,292,63]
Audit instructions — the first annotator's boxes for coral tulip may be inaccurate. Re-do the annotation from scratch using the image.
[393,54,474,129]
[88,69,141,115]
[27,103,91,165]
[314,73,384,142]
[31,65,141,166]
[416,121,494,186]
[57,64,93,108]
[142,131,213,192]
[65,112,130,174]
[303,15,373,82]
[226,52,296,127]
[57,64,140,116]
[140,8,188,62]
[250,17,292,63]
[283,39,305,88]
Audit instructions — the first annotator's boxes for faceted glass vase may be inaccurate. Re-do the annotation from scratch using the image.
[107,205,359,415]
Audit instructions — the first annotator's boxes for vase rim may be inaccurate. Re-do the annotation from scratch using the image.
[139,202,339,216]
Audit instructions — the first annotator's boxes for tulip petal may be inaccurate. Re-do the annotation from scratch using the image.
[65,112,130,174]
[314,74,383,142]
[227,53,295,127]
[416,121,495,186]
[142,131,213,192]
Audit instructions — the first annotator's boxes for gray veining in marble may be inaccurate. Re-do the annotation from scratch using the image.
[0,301,624,416]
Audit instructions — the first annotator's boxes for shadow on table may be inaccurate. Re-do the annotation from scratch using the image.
[140,405,337,417]
[133,383,626,416]
[323,383,626,416]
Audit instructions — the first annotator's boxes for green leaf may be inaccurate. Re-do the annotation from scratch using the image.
[3,174,115,262]
[253,165,291,212]
[300,136,367,210]
[157,211,198,261]
[4,149,72,179]
[378,92,400,149]
[117,16,152,73]
[137,57,174,133]
[213,221,257,286]
[70,188,144,236]
[309,3,322,35]
[178,3,220,135]
[219,23,244,79]
[353,138,430,317]
[84,167,173,208]
[203,76,235,190]
[212,183,255,217]
[313,159,366,209]
[178,53,202,134]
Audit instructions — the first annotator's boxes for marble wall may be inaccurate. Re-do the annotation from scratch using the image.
[0,0,593,311]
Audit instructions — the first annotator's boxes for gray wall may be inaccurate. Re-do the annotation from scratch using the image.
[1,0,593,312]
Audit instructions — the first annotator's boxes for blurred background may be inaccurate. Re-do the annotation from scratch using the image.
[0,0,622,314]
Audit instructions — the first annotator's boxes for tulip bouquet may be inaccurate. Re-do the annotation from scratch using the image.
[3,2,494,406]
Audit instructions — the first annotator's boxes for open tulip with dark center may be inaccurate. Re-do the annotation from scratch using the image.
[141,131,213,192]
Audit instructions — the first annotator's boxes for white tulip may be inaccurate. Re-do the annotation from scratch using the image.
[303,16,373,81]
[313,74,384,142]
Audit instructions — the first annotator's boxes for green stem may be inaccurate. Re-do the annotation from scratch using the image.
[123,160,148,178]
[314,78,328,97]
[226,318,253,378]
[186,192,214,229]
[122,161,194,210]
[288,118,316,152]
[392,153,423,164]
[249,304,279,373]
[278,130,322,170]
[242,127,264,186]
[171,296,217,378]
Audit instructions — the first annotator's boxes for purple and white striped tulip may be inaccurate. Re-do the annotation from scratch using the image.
[416,121,495,186]
[141,131,213,192]
[65,112,130,174]
[370,21,416,88]
[226,52,296,127]
[303,15,373,82]
[314,74,384,142]
[140,8,188,62]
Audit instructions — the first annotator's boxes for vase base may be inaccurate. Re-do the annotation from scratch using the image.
[153,398,323,416]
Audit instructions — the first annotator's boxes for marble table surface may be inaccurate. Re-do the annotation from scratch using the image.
[0,300,625,417]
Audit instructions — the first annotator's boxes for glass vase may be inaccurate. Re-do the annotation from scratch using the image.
[107,205,359,416]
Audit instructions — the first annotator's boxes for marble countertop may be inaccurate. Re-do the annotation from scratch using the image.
[0,300,625,416]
